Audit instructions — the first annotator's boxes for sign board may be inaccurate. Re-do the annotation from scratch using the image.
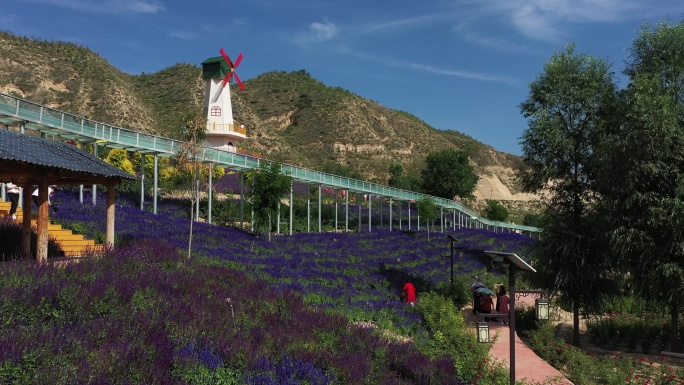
[514,290,548,300]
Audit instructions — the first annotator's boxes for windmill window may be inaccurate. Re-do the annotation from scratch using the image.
[211,106,222,116]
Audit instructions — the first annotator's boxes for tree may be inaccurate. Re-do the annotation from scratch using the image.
[246,160,293,241]
[132,153,155,179]
[518,44,618,346]
[597,20,684,351]
[387,163,423,192]
[420,149,478,199]
[416,197,438,241]
[319,163,364,180]
[104,149,135,175]
[388,163,405,188]
[175,112,206,259]
[482,200,508,222]
[405,175,423,192]
[522,212,543,227]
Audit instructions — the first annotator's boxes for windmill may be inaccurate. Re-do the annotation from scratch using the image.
[201,48,247,153]
[211,48,244,103]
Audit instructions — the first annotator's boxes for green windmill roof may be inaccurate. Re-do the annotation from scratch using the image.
[201,56,230,80]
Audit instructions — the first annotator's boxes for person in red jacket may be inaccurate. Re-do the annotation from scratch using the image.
[480,293,494,322]
[403,281,416,306]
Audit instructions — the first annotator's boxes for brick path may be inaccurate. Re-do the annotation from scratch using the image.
[464,297,573,384]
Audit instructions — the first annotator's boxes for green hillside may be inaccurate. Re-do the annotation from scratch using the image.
[0,30,529,192]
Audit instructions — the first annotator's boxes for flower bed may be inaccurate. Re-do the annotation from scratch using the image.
[5,189,537,384]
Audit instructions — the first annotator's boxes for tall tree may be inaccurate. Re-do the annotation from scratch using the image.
[483,200,508,222]
[388,163,405,188]
[518,44,618,346]
[176,112,206,259]
[597,20,684,351]
[420,149,478,199]
[247,161,293,242]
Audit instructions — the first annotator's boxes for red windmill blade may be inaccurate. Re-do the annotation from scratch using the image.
[220,48,245,91]
[211,48,245,103]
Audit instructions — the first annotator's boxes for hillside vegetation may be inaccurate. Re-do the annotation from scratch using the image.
[0,30,531,200]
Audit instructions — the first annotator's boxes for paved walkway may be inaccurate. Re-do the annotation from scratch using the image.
[464,297,573,384]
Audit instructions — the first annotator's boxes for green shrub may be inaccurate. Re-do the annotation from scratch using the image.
[585,311,667,354]
[528,317,684,384]
[435,273,472,310]
[417,292,508,385]
[513,304,539,337]
[177,365,243,385]
[200,197,241,226]
[116,178,143,197]
[68,222,89,235]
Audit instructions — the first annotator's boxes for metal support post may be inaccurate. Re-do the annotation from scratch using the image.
[153,154,158,214]
[139,154,145,210]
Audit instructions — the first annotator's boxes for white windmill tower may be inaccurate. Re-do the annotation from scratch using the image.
[201,48,246,152]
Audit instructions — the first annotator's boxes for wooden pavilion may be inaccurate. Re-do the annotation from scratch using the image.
[0,129,135,262]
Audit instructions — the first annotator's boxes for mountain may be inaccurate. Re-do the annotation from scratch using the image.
[0,31,536,204]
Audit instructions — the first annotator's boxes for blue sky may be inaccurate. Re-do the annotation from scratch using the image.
[2,0,682,155]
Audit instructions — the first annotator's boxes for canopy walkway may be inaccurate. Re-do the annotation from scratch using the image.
[0,92,539,235]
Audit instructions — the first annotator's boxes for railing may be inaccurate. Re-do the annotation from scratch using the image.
[0,92,540,234]
[206,122,247,136]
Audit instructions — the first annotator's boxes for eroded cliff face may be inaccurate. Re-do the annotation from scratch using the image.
[0,34,158,133]
[473,166,538,202]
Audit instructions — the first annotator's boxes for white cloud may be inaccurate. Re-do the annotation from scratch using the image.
[116,40,144,51]
[0,13,16,25]
[407,63,519,85]
[446,0,676,52]
[509,3,561,40]
[309,18,338,42]
[123,0,164,13]
[337,47,518,86]
[461,0,645,42]
[17,0,165,14]
[360,13,452,34]
[296,17,338,45]
[457,28,536,53]
[167,30,200,41]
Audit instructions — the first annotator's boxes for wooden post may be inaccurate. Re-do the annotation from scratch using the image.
[36,177,49,263]
[106,182,115,247]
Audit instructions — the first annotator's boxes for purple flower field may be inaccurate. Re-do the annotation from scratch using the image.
[0,189,535,384]
[50,189,534,334]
